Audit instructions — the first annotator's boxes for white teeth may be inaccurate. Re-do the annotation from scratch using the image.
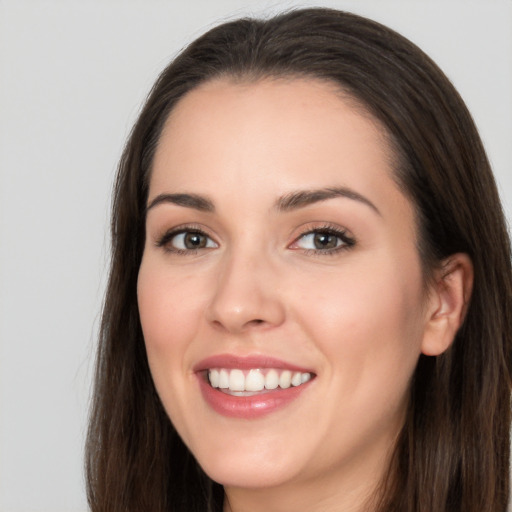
[219,369,229,388]
[245,369,265,391]
[265,369,279,389]
[209,369,220,388]
[229,369,245,391]
[291,372,302,387]
[301,372,311,384]
[207,368,313,393]
[279,370,291,389]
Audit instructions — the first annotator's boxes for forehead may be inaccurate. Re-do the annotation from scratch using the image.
[149,77,408,222]
[159,77,388,152]
[153,78,393,185]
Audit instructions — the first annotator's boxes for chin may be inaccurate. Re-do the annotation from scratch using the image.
[191,437,306,489]
[202,460,298,490]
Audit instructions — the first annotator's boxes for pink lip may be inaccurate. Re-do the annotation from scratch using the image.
[193,354,313,373]
[194,354,315,419]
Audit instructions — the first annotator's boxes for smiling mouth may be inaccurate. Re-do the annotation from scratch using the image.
[207,368,313,395]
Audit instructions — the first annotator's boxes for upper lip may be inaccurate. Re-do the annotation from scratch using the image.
[193,354,314,374]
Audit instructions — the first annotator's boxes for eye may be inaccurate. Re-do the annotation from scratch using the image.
[290,226,355,254]
[172,231,216,250]
[156,228,218,254]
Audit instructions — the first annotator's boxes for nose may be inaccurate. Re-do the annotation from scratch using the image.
[206,248,286,334]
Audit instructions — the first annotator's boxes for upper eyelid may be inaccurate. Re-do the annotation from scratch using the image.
[290,222,354,240]
[154,225,217,247]
[156,224,214,238]
[294,230,352,244]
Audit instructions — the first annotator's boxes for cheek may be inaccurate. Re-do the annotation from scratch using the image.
[136,256,213,411]
[136,257,211,436]
[138,259,204,352]
[292,259,425,393]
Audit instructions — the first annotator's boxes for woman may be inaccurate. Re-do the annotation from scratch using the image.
[85,8,512,512]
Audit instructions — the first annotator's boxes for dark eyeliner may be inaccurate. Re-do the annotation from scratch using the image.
[294,223,356,256]
[154,224,212,254]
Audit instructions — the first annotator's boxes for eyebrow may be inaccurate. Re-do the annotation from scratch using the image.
[146,193,215,213]
[275,187,381,215]
[145,186,380,216]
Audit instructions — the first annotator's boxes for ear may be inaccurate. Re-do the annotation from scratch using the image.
[421,253,474,356]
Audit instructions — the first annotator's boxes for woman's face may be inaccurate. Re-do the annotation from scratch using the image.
[138,78,433,495]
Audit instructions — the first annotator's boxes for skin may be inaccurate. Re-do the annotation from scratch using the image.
[137,78,472,512]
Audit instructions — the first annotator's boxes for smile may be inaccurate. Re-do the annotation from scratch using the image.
[195,355,315,418]
[208,368,312,394]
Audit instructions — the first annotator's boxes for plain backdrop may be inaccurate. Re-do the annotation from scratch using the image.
[0,1,511,511]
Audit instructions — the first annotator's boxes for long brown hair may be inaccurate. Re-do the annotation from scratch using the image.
[86,8,512,511]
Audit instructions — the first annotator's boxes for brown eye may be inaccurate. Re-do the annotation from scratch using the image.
[157,229,218,253]
[183,232,208,249]
[291,227,356,254]
[312,232,338,250]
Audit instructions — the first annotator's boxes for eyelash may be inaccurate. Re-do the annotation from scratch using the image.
[154,223,356,256]
[155,224,216,256]
[290,223,356,256]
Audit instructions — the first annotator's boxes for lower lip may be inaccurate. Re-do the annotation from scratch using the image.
[197,375,312,419]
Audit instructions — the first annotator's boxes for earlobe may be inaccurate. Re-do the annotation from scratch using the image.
[421,253,474,356]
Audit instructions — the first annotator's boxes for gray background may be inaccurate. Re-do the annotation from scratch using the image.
[1,1,511,511]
